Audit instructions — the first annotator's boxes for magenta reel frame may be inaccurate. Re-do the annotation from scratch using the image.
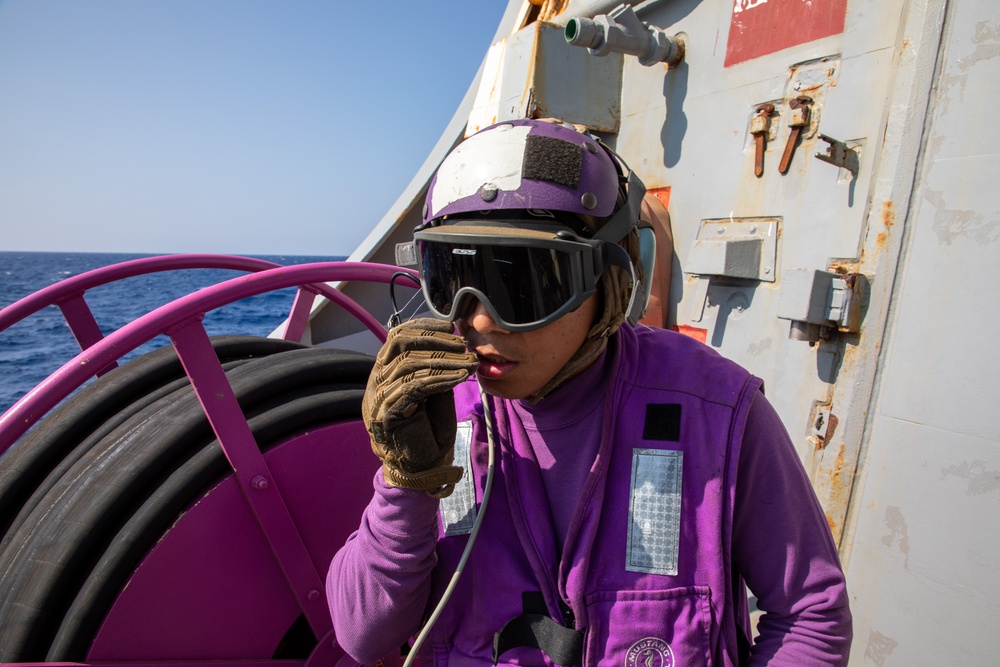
[0,256,416,666]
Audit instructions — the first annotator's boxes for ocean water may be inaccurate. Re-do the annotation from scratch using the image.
[0,251,345,415]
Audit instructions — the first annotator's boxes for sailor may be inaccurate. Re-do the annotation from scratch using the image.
[327,118,852,666]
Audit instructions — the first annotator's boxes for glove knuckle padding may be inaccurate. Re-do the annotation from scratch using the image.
[363,318,479,495]
[380,352,475,388]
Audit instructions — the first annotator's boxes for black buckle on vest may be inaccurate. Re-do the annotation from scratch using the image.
[492,593,584,666]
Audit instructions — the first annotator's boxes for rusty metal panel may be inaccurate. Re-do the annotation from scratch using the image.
[612,0,904,496]
[497,21,623,132]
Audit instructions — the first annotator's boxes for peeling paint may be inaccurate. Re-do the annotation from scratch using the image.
[957,21,1000,72]
[925,189,999,246]
[934,19,999,121]
[941,460,1000,496]
[881,506,910,568]
[864,629,899,667]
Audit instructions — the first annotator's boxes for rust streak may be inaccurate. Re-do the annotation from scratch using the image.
[882,199,896,230]
[826,443,847,496]
[823,413,840,446]
[539,0,569,22]
[823,442,849,539]
[876,200,896,251]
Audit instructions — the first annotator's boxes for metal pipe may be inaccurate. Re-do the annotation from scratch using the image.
[564,3,685,66]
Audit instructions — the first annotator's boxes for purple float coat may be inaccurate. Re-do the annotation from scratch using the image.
[328,325,851,666]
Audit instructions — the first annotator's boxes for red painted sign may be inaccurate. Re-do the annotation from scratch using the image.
[725,0,848,67]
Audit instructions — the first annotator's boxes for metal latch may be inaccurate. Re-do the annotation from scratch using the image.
[778,95,813,174]
[777,268,867,342]
[750,103,776,178]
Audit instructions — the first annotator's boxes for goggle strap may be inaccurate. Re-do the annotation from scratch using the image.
[601,241,640,331]
[602,241,631,272]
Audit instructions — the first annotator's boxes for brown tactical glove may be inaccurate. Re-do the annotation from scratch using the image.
[363,318,479,497]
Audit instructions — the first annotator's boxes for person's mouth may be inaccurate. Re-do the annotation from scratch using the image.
[472,349,517,380]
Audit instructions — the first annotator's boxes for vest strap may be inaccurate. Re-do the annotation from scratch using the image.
[492,593,584,666]
[492,614,584,666]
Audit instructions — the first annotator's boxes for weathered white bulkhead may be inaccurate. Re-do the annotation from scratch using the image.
[304,1,1000,662]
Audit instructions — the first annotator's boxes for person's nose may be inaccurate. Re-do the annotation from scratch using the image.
[458,297,504,335]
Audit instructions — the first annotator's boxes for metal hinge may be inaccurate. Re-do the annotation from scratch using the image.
[777,268,867,342]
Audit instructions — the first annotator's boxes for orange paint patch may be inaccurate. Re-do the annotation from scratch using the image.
[649,186,671,210]
[673,324,707,343]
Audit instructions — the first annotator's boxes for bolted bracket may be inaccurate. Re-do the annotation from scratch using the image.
[684,217,779,322]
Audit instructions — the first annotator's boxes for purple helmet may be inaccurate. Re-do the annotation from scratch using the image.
[413,117,650,347]
[423,119,631,233]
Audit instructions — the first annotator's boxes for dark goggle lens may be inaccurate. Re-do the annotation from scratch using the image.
[420,241,578,326]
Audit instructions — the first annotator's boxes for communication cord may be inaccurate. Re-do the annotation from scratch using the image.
[402,380,497,666]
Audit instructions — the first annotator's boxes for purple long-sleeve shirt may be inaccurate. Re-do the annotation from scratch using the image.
[328,334,850,665]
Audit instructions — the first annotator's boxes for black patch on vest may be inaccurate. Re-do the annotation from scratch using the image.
[522,135,582,188]
[493,592,584,666]
[643,404,681,441]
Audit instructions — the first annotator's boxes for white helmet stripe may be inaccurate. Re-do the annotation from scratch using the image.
[429,124,530,214]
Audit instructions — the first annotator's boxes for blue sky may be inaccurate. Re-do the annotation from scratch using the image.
[0,0,508,256]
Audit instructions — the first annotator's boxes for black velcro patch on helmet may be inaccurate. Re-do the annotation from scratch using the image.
[643,404,681,442]
[522,135,582,188]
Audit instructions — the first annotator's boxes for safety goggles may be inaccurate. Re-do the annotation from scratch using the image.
[414,223,627,332]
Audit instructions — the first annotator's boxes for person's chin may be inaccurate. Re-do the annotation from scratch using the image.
[476,374,533,401]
